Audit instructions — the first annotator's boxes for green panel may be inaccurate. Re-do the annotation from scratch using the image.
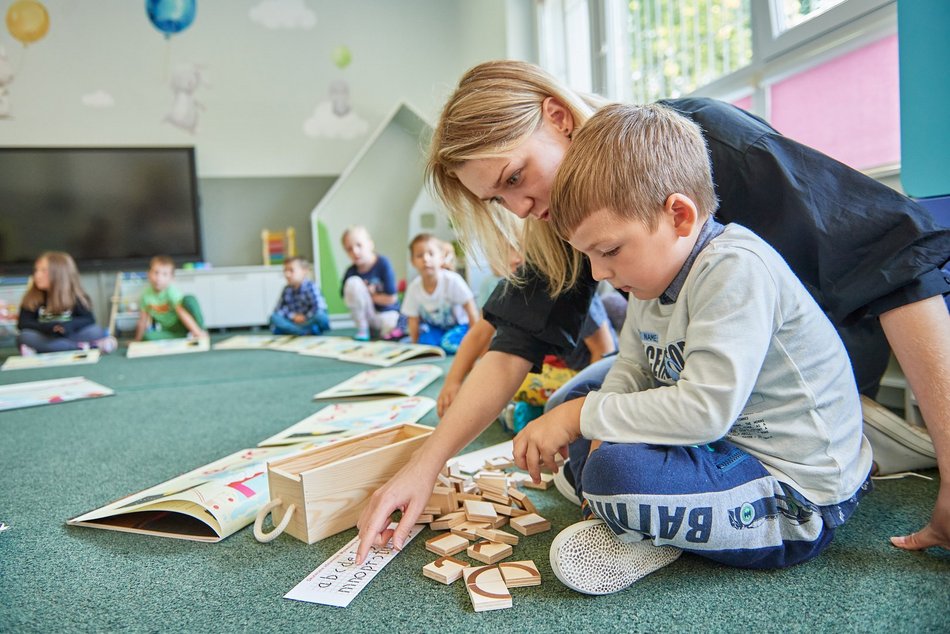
[898,0,950,197]
[317,219,346,314]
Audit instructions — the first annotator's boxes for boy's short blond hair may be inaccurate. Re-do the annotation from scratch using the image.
[150,255,175,270]
[551,103,718,240]
[341,225,371,246]
[284,256,309,269]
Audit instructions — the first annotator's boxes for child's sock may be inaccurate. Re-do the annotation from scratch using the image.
[19,344,37,357]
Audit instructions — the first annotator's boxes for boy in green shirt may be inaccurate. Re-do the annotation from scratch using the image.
[133,255,207,341]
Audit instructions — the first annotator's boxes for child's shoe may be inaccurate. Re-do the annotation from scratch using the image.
[553,458,582,507]
[381,327,405,342]
[353,331,370,342]
[549,519,681,595]
[19,344,37,357]
[94,336,118,354]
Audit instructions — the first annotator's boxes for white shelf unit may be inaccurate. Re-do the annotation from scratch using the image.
[110,266,286,334]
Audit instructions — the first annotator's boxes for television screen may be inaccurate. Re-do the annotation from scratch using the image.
[0,147,203,275]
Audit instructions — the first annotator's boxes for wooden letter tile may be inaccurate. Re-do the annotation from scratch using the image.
[425,532,470,557]
[422,555,470,585]
[509,513,551,536]
[464,499,498,523]
[474,526,519,545]
[467,540,513,565]
[463,566,512,612]
[499,560,541,588]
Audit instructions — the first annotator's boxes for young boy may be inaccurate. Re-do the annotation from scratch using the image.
[269,257,330,336]
[401,233,480,352]
[340,226,402,341]
[513,104,872,595]
[133,255,207,341]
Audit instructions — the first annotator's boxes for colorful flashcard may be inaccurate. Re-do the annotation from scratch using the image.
[258,396,436,447]
[297,336,372,359]
[212,334,294,350]
[268,336,325,353]
[284,522,424,608]
[0,376,114,412]
[126,337,210,358]
[313,364,443,401]
[2,349,101,371]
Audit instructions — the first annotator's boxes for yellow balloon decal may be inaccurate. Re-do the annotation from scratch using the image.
[6,0,50,46]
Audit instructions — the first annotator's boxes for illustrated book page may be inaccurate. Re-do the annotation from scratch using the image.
[313,364,443,401]
[2,349,101,371]
[0,376,114,412]
[258,396,436,447]
[212,334,294,350]
[67,444,309,542]
[126,337,210,358]
[335,341,446,367]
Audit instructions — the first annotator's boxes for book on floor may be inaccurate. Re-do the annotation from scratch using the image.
[299,337,446,367]
[212,334,295,350]
[2,349,101,371]
[67,444,310,542]
[258,395,436,447]
[126,337,210,358]
[313,364,443,401]
[0,376,114,412]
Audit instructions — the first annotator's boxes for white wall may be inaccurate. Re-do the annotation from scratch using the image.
[1,0,532,326]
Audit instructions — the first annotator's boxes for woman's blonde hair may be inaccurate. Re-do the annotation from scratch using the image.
[21,251,91,313]
[426,60,607,297]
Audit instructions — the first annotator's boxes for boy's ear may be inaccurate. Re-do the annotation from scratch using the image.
[665,193,698,237]
[541,97,574,139]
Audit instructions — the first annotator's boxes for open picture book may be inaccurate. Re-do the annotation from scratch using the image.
[313,364,443,401]
[126,337,210,359]
[258,396,436,447]
[299,336,446,367]
[67,444,310,542]
[0,376,114,412]
[212,334,295,350]
[2,349,101,371]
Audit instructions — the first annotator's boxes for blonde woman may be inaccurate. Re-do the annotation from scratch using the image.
[356,60,950,566]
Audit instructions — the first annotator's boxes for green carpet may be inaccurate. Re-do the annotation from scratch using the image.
[1,334,947,633]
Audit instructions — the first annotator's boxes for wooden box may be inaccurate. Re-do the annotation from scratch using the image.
[254,423,432,544]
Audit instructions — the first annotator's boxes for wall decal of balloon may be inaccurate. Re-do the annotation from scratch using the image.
[6,0,50,46]
[146,0,196,38]
[331,45,351,70]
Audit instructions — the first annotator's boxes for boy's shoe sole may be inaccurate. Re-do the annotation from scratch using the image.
[861,396,936,475]
[553,459,581,507]
[549,519,681,595]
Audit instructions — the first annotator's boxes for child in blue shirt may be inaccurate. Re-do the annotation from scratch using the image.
[270,257,330,336]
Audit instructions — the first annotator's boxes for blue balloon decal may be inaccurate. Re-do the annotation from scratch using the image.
[146,0,196,38]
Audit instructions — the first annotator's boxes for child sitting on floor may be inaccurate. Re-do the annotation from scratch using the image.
[514,103,872,595]
[340,225,403,341]
[400,233,480,353]
[269,257,330,336]
[16,251,117,354]
[133,255,207,341]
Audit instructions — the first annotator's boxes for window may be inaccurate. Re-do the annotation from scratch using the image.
[537,0,899,171]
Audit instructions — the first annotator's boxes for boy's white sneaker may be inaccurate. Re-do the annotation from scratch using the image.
[553,460,582,507]
[861,396,936,475]
[549,519,681,595]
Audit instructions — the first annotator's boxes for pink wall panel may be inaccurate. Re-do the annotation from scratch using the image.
[769,35,899,170]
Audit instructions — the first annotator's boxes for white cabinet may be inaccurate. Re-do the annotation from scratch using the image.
[174,266,285,329]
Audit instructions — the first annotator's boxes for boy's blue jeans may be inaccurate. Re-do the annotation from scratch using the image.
[269,311,330,336]
[552,362,871,570]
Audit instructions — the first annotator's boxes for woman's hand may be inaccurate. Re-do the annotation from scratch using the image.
[513,398,584,483]
[355,458,439,564]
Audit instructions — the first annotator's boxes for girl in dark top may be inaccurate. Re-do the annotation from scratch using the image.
[355,60,950,564]
[17,251,116,354]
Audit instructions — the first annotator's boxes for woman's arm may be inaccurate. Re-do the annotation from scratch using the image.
[437,318,495,416]
[356,350,532,562]
[881,296,950,551]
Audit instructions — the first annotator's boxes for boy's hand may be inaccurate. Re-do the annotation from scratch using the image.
[513,398,584,484]
[292,313,306,324]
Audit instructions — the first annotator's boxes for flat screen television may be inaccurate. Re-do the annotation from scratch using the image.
[0,146,203,275]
